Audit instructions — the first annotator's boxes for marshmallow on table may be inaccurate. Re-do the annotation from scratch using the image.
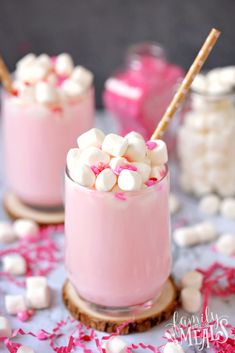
[118,169,142,191]
[80,146,110,166]
[109,157,129,171]
[102,134,128,157]
[68,162,95,187]
[35,82,58,105]
[0,316,11,338]
[17,345,35,353]
[216,234,235,256]
[181,287,202,313]
[2,254,27,276]
[0,222,16,243]
[95,169,117,191]
[149,139,168,165]
[132,162,151,182]
[66,148,81,171]
[72,66,94,88]
[13,219,39,239]
[77,128,105,149]
[26,276,50,309]
[173,222,217,247]
[199,194,220,215]
[181,271,203,290]
[125,138,147,162]
[5,295,27,315]
[220,198,235,219]
[55,53,74,76]
[169,193,181,215]
[62,79,84,98]
[105,336,127,353]
[163,342,185,353]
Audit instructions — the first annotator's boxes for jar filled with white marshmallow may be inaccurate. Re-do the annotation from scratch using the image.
[178,67,235,197]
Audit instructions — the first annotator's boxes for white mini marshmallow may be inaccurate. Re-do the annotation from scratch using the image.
[13,219,39,239]
[163,342,185,353]
[72,66,94,88]
[220,198,235,219]
[181,287,202,313]
[191,73,207,93]
[199,194,220,215]
[55,53,74,76]
[62,79,84,98]
[17,345,35,353]
[118,170,142,191]
[125,131,145,142]
[132,162,151,182]
[77,128,105,149]
[95,169,117,192]
[16,53,36,70]
[26,276,50,309]
[0,222,16,243]
[66,148,81,171]
[35,82,58,105]
[173,222,217,247]
[102,134,128,157]
[2,254,27,276]
[181,271,203,290]
[69,162,96,187]
[169,193,181,215]
[5,295,27,315]
[150,165,166,181]
[80,146,110,166]
[105,336,127,353]
[37,54,52,70]
[216,234,235,256]
[149,140,168,165]
[13,81,35,103]
[109,157,128,171]
[0,316,11,338]
[125,138,147,162]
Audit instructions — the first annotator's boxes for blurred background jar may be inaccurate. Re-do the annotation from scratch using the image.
[103,42,184,148]
[177,67,235,197]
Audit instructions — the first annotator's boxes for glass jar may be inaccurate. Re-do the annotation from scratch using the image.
[2,88,94,208]
[178,87,235,197]
[65,167,171,312]
[103,42,184,142]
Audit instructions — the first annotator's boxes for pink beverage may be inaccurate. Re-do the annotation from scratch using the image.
[103,43,184,141]
[2,53,94,207]
[65,168,171,308]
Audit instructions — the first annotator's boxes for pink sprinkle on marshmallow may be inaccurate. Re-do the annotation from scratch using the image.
[146,141,157,150]
[145,178,157,187]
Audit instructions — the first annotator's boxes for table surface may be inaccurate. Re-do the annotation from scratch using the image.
[0,111,235,352]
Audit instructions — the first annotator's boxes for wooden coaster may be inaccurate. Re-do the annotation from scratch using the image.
[63,278,178,334]
[3,191,64,225]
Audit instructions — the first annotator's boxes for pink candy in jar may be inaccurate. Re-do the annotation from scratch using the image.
[103,42,184,144]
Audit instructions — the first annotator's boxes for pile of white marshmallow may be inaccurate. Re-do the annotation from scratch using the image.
[0,219,51,330]
[178,66,235,197]
[67,128,168,192]
[12,53,93,106]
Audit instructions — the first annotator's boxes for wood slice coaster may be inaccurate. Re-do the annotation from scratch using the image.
[3,191,64,225]
[63,278,178,334]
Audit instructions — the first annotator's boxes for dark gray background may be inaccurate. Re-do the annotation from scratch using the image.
[0,0,234,106]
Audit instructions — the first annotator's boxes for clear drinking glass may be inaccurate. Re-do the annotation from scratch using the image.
[2,88,94,208]
[65,166,171,313]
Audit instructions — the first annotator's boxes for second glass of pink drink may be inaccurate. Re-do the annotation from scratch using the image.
[2,53,94,208]
[65,129,171,311]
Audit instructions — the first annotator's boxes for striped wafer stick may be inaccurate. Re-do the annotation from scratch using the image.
[151,28,221,140]
[0,56,13,94]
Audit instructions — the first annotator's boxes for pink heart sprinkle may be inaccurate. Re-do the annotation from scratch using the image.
[146,141,157,150]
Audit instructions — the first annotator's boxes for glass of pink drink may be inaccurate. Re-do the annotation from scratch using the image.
[65,167,171,311]
[2,53,94,208]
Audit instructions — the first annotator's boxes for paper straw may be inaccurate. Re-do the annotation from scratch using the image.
[151,28,221,140]
[0,56,14,94]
